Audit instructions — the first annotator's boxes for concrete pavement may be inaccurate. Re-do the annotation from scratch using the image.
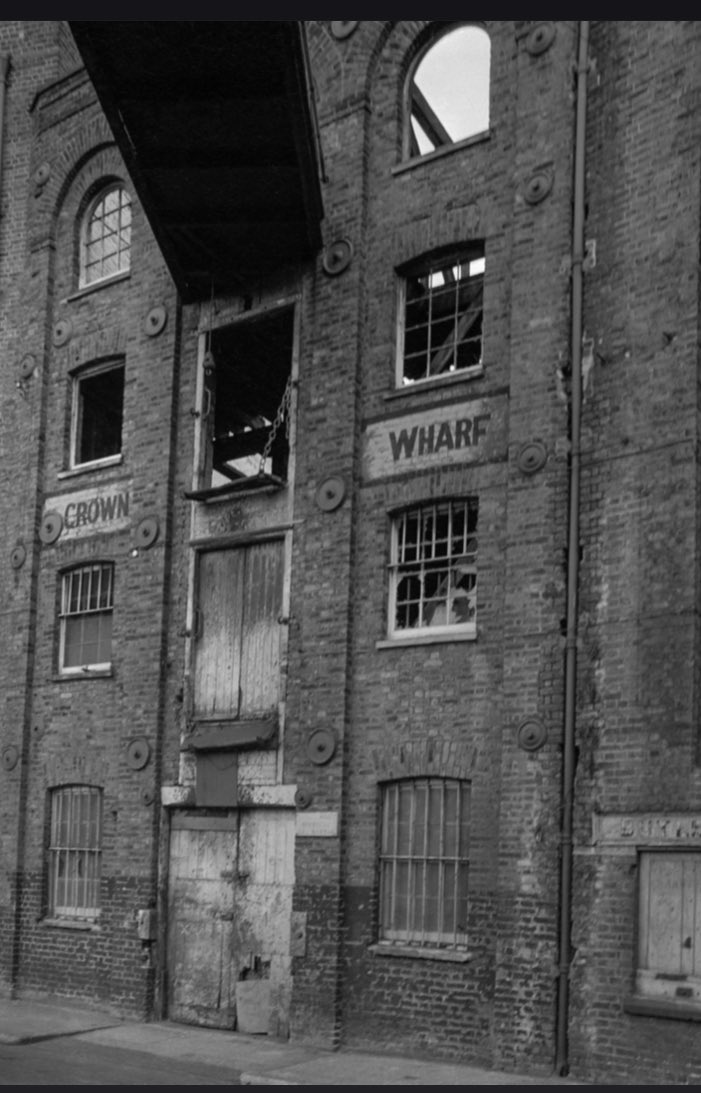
[0,995,588,1085]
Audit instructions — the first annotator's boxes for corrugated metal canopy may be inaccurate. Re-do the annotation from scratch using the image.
[70,21,324,302]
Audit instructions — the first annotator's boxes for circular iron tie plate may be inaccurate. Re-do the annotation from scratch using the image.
[307,728,337,766]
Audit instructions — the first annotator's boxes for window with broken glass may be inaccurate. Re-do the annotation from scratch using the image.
[379,777,470,950]
[70,360,125,469]
[79,183,131,288]
[47,785,102,921]
[388,499,477,639]
[398,248,484,387]
[59,563,114,674]
[406,24,490,160]
[198,306,295,495]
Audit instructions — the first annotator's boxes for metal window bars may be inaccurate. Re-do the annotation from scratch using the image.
[380,778,470,947]
[48,786,102,919]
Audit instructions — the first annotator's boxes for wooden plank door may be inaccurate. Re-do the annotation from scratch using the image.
[167,817,238,1028]
[193,542,284,721]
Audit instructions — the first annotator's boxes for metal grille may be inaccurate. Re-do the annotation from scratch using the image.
[60,564,114,671]
[81,185,132,287]
[390,499,477,635]
[380,778,470,947]
[48,786,102,920]
[401,249,484,385]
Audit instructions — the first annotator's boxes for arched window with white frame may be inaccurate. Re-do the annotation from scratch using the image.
[79,182,132,288]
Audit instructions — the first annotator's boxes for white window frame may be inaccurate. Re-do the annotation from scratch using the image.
[59,563,114,675]
[47,785,102,921]
[635,850,701,1007]
[69,359,125,471]
[387,499,477,640]
[79,183,132,289]
[396,248,485,388]
[379,777,470,950]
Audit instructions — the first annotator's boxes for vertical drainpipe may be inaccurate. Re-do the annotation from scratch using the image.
[555,19,589,1078]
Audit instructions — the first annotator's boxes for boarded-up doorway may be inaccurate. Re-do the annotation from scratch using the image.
[167,808,295,1034]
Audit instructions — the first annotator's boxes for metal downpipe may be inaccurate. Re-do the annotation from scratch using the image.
[555,19,589,1078]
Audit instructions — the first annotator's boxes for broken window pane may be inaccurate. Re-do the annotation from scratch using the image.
[400,248,484,386]
[390,499,478,637]
[204,307,294,489]
[408,25,491,159]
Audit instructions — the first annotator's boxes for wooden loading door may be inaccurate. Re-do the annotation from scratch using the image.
[166,814,238,1028]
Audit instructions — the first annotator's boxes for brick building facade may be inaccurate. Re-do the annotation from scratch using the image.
[0,20,700,1084]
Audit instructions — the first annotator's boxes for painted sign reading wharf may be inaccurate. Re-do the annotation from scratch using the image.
[43,483,131,541]
[363,397,505,480]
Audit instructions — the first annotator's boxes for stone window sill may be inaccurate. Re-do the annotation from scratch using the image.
[368,943,472,963]
[41,917,101,932]
[376,631,476,649]
[624,995,701,1022]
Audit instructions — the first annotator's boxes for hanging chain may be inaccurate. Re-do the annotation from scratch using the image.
[258,376,293,476]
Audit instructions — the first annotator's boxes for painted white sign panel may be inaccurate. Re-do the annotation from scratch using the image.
[296,811,339,838]
[363,397,506,481]
[593,813,701,848]
[43,483,131,541]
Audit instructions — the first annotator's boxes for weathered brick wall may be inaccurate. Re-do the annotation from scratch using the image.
[285,21,575,1072]
[0,21,179,1013]
[570,20,701,1084]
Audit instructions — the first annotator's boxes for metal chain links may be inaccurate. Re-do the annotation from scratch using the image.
[258,376,293,475]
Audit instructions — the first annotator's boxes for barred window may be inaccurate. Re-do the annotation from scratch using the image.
[48,786,102,921]
[379,778,470,948]
[80,184,132,288]
[59,563,114,673]
[399,248,484,386]
[389,499,477,639]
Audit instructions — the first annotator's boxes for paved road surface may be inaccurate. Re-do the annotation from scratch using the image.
[0,1035,240,1086]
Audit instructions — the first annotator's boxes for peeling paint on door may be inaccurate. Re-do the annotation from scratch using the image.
[167,808,295,1035]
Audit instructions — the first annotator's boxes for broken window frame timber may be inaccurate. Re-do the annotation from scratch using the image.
[387,498,478,640]
[190,302,297,500]
[405,24,491,161]
[397,247,485,388]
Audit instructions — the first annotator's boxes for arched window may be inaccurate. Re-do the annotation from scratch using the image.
[79,183,132,287]
[406,25,491,160]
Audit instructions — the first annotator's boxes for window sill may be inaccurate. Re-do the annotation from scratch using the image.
[624,995,701,1023]
[58,455,123,479]
[41,917,101,932]
[368,943,472,963]
[376,631,476,649]
[53,669,113,681]
[65,270,130,301]
[392,128,492,176]
[384,367,484,401]
[185,474,286,503]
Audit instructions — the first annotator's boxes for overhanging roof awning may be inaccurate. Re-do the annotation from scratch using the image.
[70,21,324,302]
